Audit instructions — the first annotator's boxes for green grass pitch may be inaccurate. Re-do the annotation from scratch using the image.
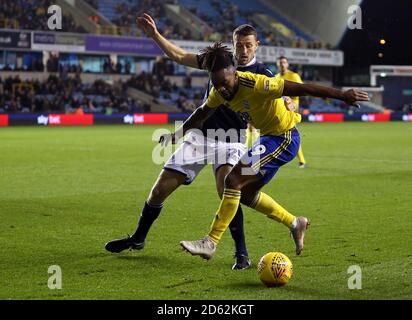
[0,123,411,300]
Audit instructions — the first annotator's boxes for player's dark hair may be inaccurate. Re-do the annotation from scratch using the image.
[233,24,257,39]
[278,56,289,62]
[200,42,235,73]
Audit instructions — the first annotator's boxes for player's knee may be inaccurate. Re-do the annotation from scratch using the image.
[216,185,224,199]
[149,182,170,203]
[216,178,225,199]
[240,193,254,206]
[224,173,242,190]
[240,188,260,206]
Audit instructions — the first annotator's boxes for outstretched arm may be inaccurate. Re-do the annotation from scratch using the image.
[159,103,215,146]
[137,13,199,68]
[282,80,369,107]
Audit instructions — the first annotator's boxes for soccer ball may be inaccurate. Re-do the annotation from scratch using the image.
[257,252,293,287]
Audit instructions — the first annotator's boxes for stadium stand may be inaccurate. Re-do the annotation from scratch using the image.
[0,0,391,115]
[0,74,145,114]
[82,0,318,45]
[0,0,87,33]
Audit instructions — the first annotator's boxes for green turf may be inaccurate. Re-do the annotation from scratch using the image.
[0,123,411,300]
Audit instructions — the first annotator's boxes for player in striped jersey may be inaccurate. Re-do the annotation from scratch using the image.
[276,56,307,168]
[170,43,369,260]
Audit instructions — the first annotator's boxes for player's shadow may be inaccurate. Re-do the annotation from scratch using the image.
[107,253,169,265]
[228,281,338,299]
[85,250,169,265]
[229,280,266,289]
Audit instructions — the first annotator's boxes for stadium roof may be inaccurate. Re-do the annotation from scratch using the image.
[339,0,412,67]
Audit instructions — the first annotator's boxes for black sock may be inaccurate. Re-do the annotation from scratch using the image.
[229,205,248,257]
[130,201,163,243]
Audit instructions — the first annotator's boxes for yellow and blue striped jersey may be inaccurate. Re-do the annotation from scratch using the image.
[276,70,303,107]
[206,71,301,136]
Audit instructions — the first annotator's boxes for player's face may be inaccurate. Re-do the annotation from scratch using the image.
[211,67,238,101]
[278,58,289,73]
[233,34,259,66]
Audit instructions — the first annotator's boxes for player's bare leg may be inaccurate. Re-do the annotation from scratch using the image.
[148,169,187,205]
[105,169,186,253]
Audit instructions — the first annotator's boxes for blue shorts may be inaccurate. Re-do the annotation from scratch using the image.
[241,128,300,184]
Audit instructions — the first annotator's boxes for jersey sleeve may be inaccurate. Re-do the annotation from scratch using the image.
[289,72,303,105]
[263,68,274,77]
[256,74,284,99]
[206,87,225,108]
[292,72,303,84]
[256,63,274,78]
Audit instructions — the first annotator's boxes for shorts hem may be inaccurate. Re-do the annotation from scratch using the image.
[214,163,234,174]
[163,167,193,185]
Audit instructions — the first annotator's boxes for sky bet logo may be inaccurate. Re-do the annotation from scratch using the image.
[123,114,146,124]
[402,114,412,122]
[123,114,134,124]
[37,115,61,125]
[37,115,49,125]
[308,114,324,122]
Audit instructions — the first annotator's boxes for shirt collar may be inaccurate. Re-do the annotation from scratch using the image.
[238,56,257,67]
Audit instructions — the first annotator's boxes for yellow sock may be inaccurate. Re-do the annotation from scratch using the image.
[208,189,241,243]
[246,126,253,148]
[251,192,296,228]
[297,145,306,164]
[245,125,260,148]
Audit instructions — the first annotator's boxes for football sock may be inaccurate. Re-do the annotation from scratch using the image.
[251,192,295,228]
[228,205,248,257]
[245,126,260,148]
[297,145,306,164]
[208,189,241,244]
[131,201,163,243]
[246,127,253,148]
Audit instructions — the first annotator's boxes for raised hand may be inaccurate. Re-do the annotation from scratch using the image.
[284,96,297,112]
[342,89,370,108]
[136,13,157,37]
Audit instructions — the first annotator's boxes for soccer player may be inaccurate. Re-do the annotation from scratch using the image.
[276,56,307,168]
[105,14,274,270]
[166,43,369,260]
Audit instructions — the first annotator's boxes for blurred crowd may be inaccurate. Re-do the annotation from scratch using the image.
[0,49,326,114]
[102,59,132,74]
[0,0,86,33]
[127,57,204,113]
[292,37,332,50]
[0,74,145,114]
[84,0,331,48]
[0,0,336,114]
[188,0,241,42]
[0,56,204,114]
[1,0,332,49]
